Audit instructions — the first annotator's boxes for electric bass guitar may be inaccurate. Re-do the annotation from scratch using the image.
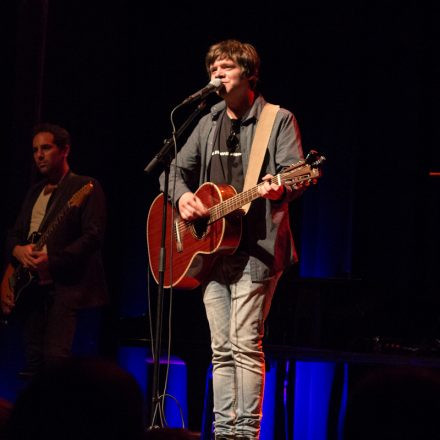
[0,182,94,318]
[146,151,325,289]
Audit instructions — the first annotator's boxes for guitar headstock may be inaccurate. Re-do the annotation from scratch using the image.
[305,149,326,168]
[279,150,326,188]
[68,182,94,208]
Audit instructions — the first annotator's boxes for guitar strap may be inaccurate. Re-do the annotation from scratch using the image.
[242,103,280,214]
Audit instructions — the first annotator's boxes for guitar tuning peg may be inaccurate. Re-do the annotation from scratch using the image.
[305,150,319,164]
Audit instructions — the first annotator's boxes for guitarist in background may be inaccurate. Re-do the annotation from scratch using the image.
[1,123,107,377]
[160,40,304,440]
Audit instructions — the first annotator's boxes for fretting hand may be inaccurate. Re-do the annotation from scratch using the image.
[257,174,285,200]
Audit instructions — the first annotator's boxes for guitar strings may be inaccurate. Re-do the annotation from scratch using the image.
[172,170,311,235]
[173,180,278,234]
[173,181,266,236]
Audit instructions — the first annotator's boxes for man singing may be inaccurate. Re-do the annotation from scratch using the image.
[160,40,304,439]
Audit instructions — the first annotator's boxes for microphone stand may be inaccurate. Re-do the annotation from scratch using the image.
[144,100,207,428]
[144,101,206,174]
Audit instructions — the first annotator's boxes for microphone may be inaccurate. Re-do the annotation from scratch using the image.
[181,78,223,105]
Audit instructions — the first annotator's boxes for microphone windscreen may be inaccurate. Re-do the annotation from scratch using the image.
[209,78,222,88]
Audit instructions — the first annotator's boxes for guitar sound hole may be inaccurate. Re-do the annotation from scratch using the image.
[191,217,209,239]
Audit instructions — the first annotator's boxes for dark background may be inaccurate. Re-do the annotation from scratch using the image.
[0,0,439,430]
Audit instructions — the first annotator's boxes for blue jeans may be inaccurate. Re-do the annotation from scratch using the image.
[203,253,281,440]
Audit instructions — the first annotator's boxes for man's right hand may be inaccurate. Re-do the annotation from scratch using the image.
[12,244,37,269]
[178,192,209,221]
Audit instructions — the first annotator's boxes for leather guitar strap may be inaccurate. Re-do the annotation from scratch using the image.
[242,103,280,214]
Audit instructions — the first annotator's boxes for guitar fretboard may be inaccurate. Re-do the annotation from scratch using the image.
[34,182,93,251]
[209,181,269,222]
[35,204,72,251]
[208,166,312,222]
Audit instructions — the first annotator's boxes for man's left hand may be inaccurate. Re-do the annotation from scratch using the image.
[257,174,285,200]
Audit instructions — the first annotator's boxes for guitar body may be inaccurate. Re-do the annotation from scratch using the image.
[1,263,36,320]
[1,264,15,317]
[1,235,40,318]
[8,263,35,304]
[147,152,325,289]
[147,182,242,289]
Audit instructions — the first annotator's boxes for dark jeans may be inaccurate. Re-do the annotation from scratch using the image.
[21,285,77,372]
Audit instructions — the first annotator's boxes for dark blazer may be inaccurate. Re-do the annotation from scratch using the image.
[6,171,108,308]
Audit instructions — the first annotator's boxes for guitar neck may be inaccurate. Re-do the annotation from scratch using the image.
[32,182,94,252]
[208,161,321,222]
[34,204,70,251]
[209,175,283,222]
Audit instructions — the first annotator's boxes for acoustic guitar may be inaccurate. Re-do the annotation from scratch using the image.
[146,152,325,289]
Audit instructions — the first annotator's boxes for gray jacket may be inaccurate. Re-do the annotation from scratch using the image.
[160,95,303,281]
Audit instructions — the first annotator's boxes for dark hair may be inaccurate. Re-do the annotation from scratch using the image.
[32,123,71,150]
[205,39,260,90]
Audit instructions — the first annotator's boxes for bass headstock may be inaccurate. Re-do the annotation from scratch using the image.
[68,182,94,208]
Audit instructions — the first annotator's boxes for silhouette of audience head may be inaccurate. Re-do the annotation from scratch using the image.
[344,366,440,439]
[6,357,145,440]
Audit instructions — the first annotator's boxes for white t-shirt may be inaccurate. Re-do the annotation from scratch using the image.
[28,188,51,253]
